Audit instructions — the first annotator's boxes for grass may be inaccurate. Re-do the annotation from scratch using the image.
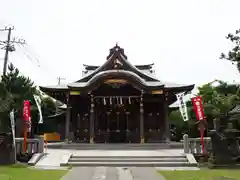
[0,164,67,180]
[160,169,240,180]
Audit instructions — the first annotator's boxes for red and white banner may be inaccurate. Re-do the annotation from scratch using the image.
[23,100,31,121]
[23,100,31,132]
[191,96,207,155]
[191,96,205,121]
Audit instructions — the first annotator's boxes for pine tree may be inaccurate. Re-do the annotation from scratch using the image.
[0,63,37,132]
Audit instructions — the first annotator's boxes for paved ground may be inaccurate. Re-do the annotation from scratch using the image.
[71,149,184,157]
[60,167,166,180]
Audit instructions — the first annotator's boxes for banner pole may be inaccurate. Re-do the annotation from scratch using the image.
[23,123,27,153]
[200,127,205,155]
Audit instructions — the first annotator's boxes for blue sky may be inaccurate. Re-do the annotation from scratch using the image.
[0,0,239,89]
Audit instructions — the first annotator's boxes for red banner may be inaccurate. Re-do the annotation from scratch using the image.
[191,96,205,121]
[192,96,206,155]
[23,100,31,152]
[23,100,31,121]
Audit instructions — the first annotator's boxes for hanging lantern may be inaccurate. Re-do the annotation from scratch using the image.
[120,97,123,105]
[129,97,131,104]
[103,97,106,105]
[110,97,112,105]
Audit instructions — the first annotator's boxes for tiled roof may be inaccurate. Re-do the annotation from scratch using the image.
[229,105,240,114]
[68,70,164,88]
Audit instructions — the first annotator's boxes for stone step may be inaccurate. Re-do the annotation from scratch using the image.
[69,157,188,162]
[64,161,195,167]
[47,142,183,150]
[71,155,185,159]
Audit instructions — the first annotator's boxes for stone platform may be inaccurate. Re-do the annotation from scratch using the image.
[46,142,183,150]
[33,147,198,169]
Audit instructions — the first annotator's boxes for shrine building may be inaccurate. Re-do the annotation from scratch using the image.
[40,45,194,144]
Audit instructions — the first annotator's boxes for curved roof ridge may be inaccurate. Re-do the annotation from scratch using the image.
[76,53,115,82]
[87,69,146,85]
[68,69,165,91]
[70,69,163,88]
[119,54,159,81]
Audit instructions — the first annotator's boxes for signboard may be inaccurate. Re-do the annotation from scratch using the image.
[23,100,31,153]
[70,91,81,95]
[10,110,16,162]
[191,96,205,121]
[23,100,31,121]
[176,92,189,121]
[191,96,206,155]
[33,95,43,124]
[10,110,15,147]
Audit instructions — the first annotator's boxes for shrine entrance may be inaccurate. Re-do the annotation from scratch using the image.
[92,80,141,143]
[94,96,140,143]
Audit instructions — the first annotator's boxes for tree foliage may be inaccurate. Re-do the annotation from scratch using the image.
[220,29,240,72]
[0,63,56,132]
[169,80,240,138]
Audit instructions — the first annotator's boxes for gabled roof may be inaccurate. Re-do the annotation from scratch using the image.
[68,70,164,91]
[229,105,240,114]
[83,63,154,71]
[77,44,159,82]
[39,44,194,94]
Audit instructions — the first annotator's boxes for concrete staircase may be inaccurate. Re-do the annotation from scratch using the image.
[61,154,197,167]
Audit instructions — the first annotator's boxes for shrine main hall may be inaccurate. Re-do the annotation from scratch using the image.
[40,45,194,144]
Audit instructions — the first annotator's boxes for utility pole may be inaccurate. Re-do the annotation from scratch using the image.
[57,77,66,85]
[0,26,26,76]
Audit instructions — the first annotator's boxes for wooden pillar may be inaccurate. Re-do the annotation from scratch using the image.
[89,95,94,144]
[140,91,144,144]
[163,92,170,143]
[77,113,81,129]
[65,93,71,143]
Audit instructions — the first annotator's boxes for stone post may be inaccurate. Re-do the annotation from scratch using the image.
[140,91,144,144]
[213,118,220,131]
[89,95,94,144]
[183,134,189,153]
[163,92,170,142]
[65,93,71,143]
[38,137,44,153]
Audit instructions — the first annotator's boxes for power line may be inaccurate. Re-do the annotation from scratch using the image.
[19,44,59,78]
[0,26,26,76]
[18,45,68,84]
[16,43,40,67]
[20,44,41,65]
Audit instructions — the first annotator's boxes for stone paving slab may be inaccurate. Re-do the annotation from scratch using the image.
[155,166,200,170]
[130,167,166,180]
[105,167,118,180]
[60,167,165,180]
[91,167,107,180]
[117,167,133,180]
[35,149,72,169]
[61,167,95,180]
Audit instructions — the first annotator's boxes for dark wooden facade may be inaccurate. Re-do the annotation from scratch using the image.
[40,45,194,143]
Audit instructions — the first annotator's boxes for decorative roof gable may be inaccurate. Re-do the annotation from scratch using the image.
[77,44,159,82]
